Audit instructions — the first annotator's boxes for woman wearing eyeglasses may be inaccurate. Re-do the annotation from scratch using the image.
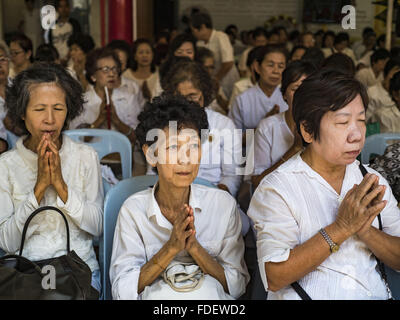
[69,48,142,145]
[8,33,33,78]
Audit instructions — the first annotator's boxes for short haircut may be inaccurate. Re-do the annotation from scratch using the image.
[281,60,317,97]
[370,48,390,65]
[131,38,156,72]
[167,33,197,58]
[290,45,306,60]
[334,32,350,45]
[85,47,122,85]
[135,94,209,149]
[190,12,213,29]
[389,71,400,96]
[246,46,264,68]
[301,47,325,69]
[35,44,59,63]
[67,33,95,54]
[5,62,84,134]
[9,33,33,62]
[292,69,369,146]
[252,27,268,40]
[254,44,288,81]
[322,30,335,48]
[107,39,134,70]
[384,58,400,78]
[322,53,355,77]
[362,27,374,37]
[161,59,214,107]
[55,0,70,8]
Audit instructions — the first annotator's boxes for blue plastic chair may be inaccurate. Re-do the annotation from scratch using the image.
[6,130,18,149]
[361,133,400,164]
[100,175,216,300]
[63,129,132,179]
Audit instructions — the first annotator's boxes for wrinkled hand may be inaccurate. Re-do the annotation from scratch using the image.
[335,173,387,238]
[46,138,66,193]
[35,135,52,193]
[184,205,198,253]
[265,105,280,118]
[167,204,194,254]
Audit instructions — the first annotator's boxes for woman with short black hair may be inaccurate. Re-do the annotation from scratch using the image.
[248,69,400,300]
[110,94,249,300]
[0,63,103,293]
[9,33,33,78]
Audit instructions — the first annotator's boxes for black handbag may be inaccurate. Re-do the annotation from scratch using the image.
[0,206,99,300]
[290,164,393,300]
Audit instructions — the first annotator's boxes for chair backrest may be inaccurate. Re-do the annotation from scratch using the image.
[361,133,400,164]
[64,129,132,179]
[6,130,18,150]
[100,176,216,300]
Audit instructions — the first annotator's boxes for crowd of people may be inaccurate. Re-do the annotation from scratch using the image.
[0,0,399,300]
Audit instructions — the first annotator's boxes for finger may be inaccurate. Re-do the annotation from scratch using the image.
[184,229,194,239]
[47,140,59,155]
[360,185,385,208]
[36,135,46,153]
[353,174,379,203]
[366,200,387,218]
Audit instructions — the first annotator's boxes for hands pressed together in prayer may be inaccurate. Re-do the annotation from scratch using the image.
[34,133,68,204]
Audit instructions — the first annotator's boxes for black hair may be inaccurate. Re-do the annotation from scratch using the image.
[370,48,390,65]
[389,71,400,97]
[322,53,355,77]
[292,69,368,146]
[35,44,59,63]
[131,38,156,73]
[55,0,70,8]
[253,27,268,40]
[196,47,214,65]
[384,58,400,78]
[190,12,213,29]
[289,45,307,60]
[67,33,95,54]
[162,59,214,107]
[107,39,134,71]
[281,60,317,97]
[301,47,325,69]
[246,46,264,68]
[254,44,288,81]
[391,46,400,58]
[334,32,350,46]
[135,94,209,149]
[5,62,84,135]
[322,30,335,48]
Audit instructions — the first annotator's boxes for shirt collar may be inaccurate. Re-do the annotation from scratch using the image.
[146,182,203,230]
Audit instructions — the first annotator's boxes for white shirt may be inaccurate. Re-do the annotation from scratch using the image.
[0,119,6,141]
[248,153,400,300]
[357,50,373,68]
[375,104,400,133]
[229,78,255,110]
[198,108,242,197]
[253,112,294,176]
[52,21,73,60]
[0,96,6,141]
[229,84,288,131]
[110,183,249,300]
[122,69,163,101]
[0,135,103,271]
[355,67,384,89]
[197,30,240,98]
[367,82,394,123]
[69,82,143,130]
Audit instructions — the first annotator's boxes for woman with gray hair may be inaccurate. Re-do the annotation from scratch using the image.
[248,69,400,300]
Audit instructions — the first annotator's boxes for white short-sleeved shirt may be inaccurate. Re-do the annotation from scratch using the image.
[69,82,144,130]
[355,67,384,89]
[198,108,242,197]
[248,153,400,300]
[253,112,294,176]
[229,84,288,131]
[109,183,249,300]
[229,78,255,110]
[0,135,103,271]
[197,30,240,98]
[375,104,400,133]
[123,69,163,101]
[366,82,394,123]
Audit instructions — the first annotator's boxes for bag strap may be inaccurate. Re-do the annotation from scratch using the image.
[291,281,312,300]
[0,254,43,277]
[19,206,71,256]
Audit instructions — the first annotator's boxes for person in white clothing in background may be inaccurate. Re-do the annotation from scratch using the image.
[248,69,400,300]
[229,44,288,132]
[355,49,390,89]
[110,95,249,300]
[251,60,316,188]
[161,59,243,198]
[190,12,240,99]
[0,63,103,292]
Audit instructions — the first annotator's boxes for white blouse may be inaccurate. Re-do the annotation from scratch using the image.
[0,135,103,271]
[69,81,144,130]
[367,82,394,123]
[229,84,288,131]
[110,183,249,300]
[253,112,294,176]
[248,153,400,300]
